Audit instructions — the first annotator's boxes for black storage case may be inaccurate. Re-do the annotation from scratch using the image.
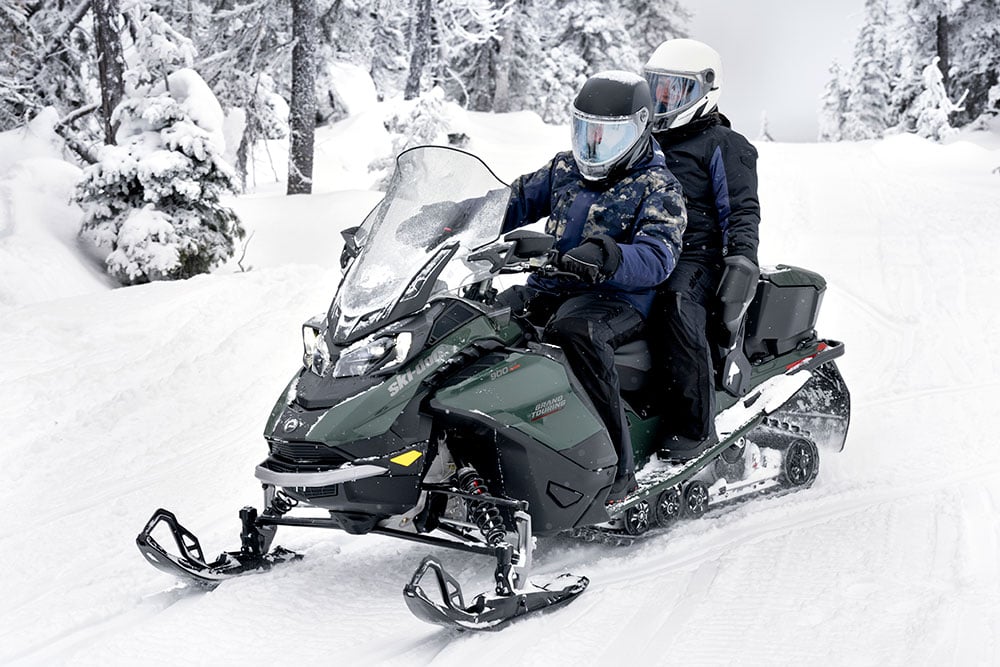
[743,265,826,360]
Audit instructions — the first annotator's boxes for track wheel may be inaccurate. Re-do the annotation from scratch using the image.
[683,480,710,517]
[654,488,682,527]
[781,438,820,488]
[623,500,651,536]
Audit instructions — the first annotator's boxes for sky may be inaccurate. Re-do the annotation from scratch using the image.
[685,0,866,142]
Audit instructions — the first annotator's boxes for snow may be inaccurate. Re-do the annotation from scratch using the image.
[2,99,1000,665]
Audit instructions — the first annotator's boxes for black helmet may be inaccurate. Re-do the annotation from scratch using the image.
[571,71,654,181]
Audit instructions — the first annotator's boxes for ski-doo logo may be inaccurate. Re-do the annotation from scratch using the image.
[529,395,566,421]
[387,345,458,397]
[282,418,302,433]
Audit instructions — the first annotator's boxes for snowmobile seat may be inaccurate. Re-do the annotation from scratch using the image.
[613,339,652,392]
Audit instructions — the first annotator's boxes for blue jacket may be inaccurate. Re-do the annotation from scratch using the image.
[502,144,687,315]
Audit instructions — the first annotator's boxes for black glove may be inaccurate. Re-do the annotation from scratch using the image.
[340,226,362,268]
[558,235,622,284]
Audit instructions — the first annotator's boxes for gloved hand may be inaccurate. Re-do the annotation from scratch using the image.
[340,226,362,268]
[558,234,622,284]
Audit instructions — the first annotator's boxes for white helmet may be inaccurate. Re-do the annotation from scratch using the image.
[642,38,723,132]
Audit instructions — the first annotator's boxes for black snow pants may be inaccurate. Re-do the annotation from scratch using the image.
[648,258,723,442]
[499,287,644,479]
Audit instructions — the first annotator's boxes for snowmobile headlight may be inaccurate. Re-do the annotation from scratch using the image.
[332,331,413,378]
[302,322,333,376]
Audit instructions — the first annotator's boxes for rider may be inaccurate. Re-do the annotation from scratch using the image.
[642,39,762,460]
[500,71,687,502]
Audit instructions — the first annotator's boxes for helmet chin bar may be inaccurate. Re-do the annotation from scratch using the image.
[654,99,714,133]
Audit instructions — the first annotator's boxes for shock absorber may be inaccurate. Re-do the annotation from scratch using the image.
[456,466,506,546]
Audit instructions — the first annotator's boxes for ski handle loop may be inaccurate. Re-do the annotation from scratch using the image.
[138,508,211,569]
[406,555,468,612]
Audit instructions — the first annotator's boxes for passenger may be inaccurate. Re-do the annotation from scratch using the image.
[642,39,762,460]
[500,71,687,502]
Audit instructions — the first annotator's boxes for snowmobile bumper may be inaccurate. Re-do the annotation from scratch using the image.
[136,507,299,587]
[403,555,589,631]
[253,463,387,487]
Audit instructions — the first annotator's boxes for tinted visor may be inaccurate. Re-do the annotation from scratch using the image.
[571,112,640,167]
[645,70,706,118]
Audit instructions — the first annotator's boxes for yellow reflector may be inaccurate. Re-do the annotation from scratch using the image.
[390,450,422,467]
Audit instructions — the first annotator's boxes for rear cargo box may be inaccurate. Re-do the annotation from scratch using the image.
[743,265,826,360]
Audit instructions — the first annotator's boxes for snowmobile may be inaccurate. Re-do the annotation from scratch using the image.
[137,145,850,631]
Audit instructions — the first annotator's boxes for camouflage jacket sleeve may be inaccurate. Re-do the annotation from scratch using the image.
[607,172,687,290]
[502,159,554,233]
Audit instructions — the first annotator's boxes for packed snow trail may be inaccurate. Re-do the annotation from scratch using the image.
[2,123,1000,665]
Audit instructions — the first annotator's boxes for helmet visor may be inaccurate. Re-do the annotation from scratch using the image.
[571,112,641,169]
[645,70,706,119]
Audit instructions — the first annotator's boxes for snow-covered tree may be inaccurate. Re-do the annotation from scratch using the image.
[76,69,244,285]
[626,0,690,58]
[0,1,36,130]
[368,0,410,99]
[120,1,197,94]
[944,0,1000,124]
[555,1,639,76]
[757,111,774,142]
[819,62,849,141]
[911,56,967,140]
[842,0,894,140]
[369,86,452,187]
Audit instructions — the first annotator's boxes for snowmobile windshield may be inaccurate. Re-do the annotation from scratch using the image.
[332,146,509,342]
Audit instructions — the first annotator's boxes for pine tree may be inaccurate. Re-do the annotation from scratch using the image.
[944,0,1000,124]
[842,0,893,140]
[912,56,967,140]
[120,1,197,93]
[757,111,774,142]
[819,62,849,142]
[0,1,36,130]
[626,0,690,58]
[369,0,410,100]
[76,69,244,285]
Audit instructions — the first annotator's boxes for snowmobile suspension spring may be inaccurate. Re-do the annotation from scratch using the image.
[270,490,298,514]
[456,467,506,546]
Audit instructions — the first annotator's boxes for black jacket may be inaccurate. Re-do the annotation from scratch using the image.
[653,112,760,264]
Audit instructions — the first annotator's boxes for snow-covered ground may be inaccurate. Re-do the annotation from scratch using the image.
[2,104,999,665]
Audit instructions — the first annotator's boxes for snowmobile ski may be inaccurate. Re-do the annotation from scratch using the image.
[403,555,589,631]
[136,507,300,587]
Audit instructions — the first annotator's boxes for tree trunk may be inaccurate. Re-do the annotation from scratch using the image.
[92,0,125,144]
[287,0,317,196]
[493,15,515,113]
[936,13,949,90]
[404,0,431,100]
